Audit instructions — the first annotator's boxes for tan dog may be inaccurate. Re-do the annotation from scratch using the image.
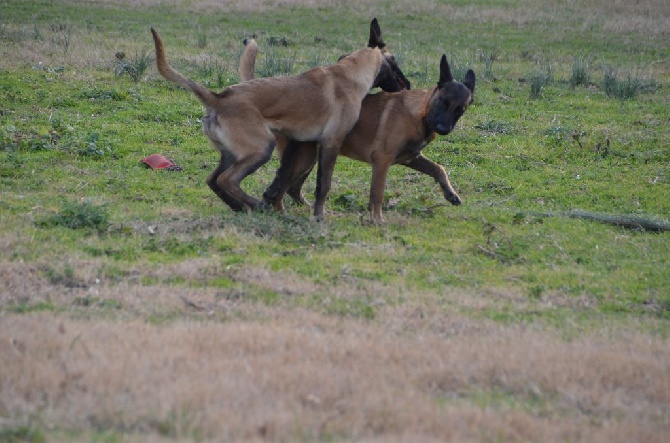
[241,42,476,223]
[150,19,408,213]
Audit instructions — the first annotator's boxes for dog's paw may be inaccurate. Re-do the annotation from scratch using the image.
[447,194,462,205]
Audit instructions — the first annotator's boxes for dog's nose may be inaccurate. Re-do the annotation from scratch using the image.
[435,124,452,135]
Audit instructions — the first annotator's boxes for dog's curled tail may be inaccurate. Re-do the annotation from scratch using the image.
[151,27,218,108]
[239,38,258,82]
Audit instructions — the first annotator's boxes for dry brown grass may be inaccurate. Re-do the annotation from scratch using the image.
[2,0,667,70]
[1,260,669,441]
[90,0,670,34]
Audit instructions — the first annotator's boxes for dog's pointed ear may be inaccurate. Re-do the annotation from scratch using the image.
[368,18,385,49]
[438,54,454,88]
[463,69,476,95]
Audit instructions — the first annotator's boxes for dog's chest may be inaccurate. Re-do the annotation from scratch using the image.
[395,137,430,164]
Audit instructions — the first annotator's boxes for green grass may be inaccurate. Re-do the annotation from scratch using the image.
[0,2,669,437]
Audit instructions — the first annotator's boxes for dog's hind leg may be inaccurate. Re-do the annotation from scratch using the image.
[207,152,244,212]
[217,140,275,211]
[265,140,317,210]
[404,154,461,205]
[286,143,317,206]
[313,142,342,221]
[263,138,302,211]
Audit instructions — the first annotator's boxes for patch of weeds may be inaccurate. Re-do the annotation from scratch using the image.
[72,296,121,309]
[544,125,584,148]
[333,191,365,212]
[73,295,100,307]
[61,131,111,157]
[653,299,670,319]
[528,64,553,99]
[0,124,56,152]
[267,35,292,47]
[114,50,153,82]
[528,285,546,300]
[248,288,280,305]
[194,25,207,48]
[258,48,296,77]
[0,426,45,443]
[306,51,327,69]
[9,301,59,314]
[602,66,657,100]
[324,297,376,319]
[476,222,526,264]
[475,117,515,135]
[99,299,123,309]
[36,200,110,233]
[569,56,591,88]
[80,88,128,101]
[477,46,500,80]
[44,264,87,288]
[192,56,228,89]
[142,236,209,258]
[50,22,73,55]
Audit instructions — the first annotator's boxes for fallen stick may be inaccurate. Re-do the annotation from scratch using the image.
[533,209,670,232]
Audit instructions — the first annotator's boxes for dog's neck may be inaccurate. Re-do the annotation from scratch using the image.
[336,47,383,96]
[421,86,439,135]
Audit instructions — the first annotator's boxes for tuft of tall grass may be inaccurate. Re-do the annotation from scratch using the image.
[114,51,153,82]
[477,46,500,80]
[529,63,553,99]
[50,22,73,55]
[192,55,227,88]
[195,26,207,49]
[602,66,657,100]
[258,48,296,77]
[569,56,591,88]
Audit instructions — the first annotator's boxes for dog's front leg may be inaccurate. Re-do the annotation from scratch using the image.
[404,154,461,205]
[369,159,392,224]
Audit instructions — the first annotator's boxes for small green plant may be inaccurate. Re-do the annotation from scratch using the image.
[475,118,515,135]
[63,131,111,157]
[478,46,500,80]
[569,56,591,88]
[114,50,153,82]
[36,200,110,233]
[529,64,553,99]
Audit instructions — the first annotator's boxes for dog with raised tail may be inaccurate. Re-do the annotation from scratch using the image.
[151,19,409,213]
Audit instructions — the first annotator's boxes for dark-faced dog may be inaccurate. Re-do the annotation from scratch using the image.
[251,47,475,223]
[150,19,408,213]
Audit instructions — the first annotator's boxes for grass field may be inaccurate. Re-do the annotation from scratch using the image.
[1,0,669,441]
